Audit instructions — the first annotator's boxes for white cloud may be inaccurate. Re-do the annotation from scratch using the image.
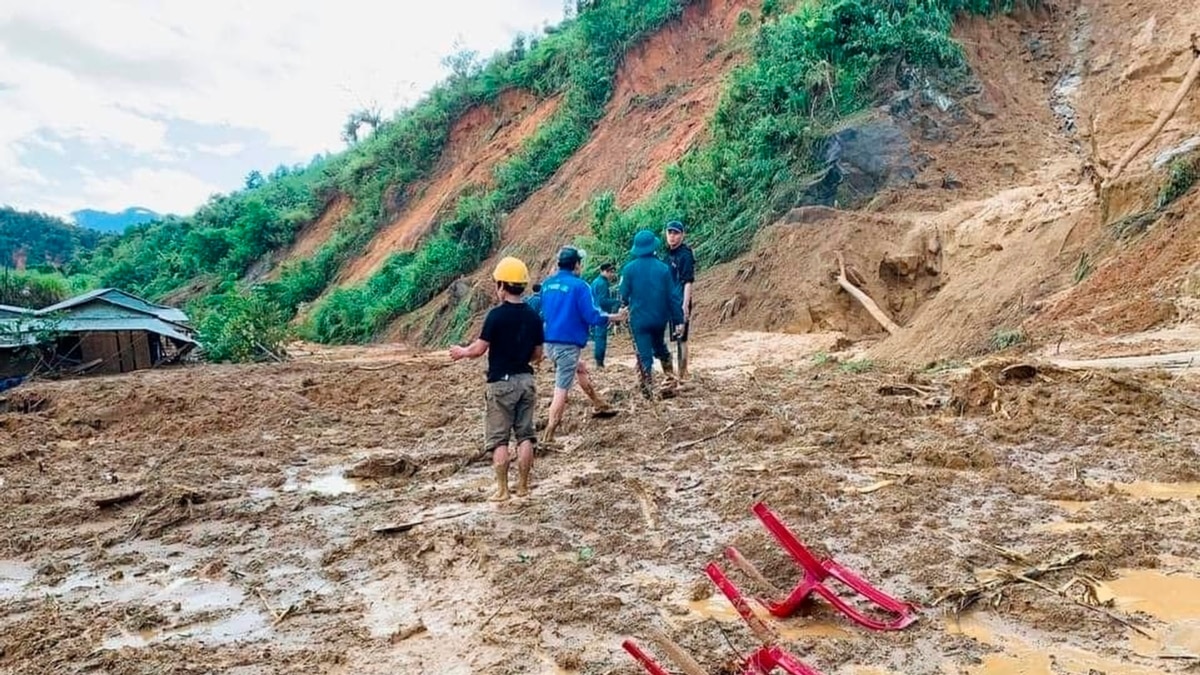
[195,142,244,157]
[0,143,46,183]
[80,168,222,215]
[0,0,564,215]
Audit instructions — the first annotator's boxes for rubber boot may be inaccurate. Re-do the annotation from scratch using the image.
[639,367,654,400]
[516,464,530,497]
[491,463,510,502]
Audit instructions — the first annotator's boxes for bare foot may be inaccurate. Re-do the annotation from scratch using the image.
[515,486,530,498]
[489,490,510,502]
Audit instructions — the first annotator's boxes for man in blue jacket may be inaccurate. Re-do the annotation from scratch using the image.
[621,230,684,399]
[589,262,619,368]
[541,246,626,443]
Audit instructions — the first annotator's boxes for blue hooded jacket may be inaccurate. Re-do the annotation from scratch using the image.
[620,252,683,331]
[541,269,608,346]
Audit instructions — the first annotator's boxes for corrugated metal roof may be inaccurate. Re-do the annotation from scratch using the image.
[0,316,196,349]
[0,304,34,316]
[38,288,190,324]
[53,317,197,344]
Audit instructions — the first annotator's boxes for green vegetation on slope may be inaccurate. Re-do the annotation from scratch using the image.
[302,0,689,344]
[583,0,1023,269]
[0,268,94,308]
[77,0,1033,360]
[0,207,109,275]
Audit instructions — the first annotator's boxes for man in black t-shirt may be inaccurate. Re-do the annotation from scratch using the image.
[450,257,544,501]
[663,220,695,379]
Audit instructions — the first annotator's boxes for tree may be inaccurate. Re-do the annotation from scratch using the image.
[244,170,266,190]
[340,106,383,145]
[442,44,482,82]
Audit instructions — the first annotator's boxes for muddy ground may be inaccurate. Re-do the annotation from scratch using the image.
[2,333,1199,674]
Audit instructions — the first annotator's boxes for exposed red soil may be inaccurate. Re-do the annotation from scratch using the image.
[262,194,353,281]
[336,90,561,288]
[389,0,756,344]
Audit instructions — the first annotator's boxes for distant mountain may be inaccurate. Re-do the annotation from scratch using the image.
[71,207,164,233]
[0,206,108,271]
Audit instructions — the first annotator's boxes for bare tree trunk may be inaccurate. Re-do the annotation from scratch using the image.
[1103,35,1200,188]
[836,252,901,335]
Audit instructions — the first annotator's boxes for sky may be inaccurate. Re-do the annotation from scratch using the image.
[0,0,565,220]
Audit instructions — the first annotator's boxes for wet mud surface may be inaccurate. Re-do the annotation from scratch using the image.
[2,336,1199,674]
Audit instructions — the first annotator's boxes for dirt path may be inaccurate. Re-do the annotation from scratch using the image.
[2,333,1199,674]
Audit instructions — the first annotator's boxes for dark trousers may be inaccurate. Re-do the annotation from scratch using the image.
[591,326,608,367]
[632,324,671,374]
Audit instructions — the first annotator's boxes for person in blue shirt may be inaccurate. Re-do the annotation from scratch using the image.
[589,262,620,368]
[540,246,627,443]
[526,283,543,319]
[621,230,684,399]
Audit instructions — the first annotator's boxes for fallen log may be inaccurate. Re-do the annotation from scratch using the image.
[1103,34,1200,188]
[92,489,145,509]
[836,252,901,335]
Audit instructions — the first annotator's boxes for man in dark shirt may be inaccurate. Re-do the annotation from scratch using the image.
[589,263,619,368]
[450,256,544,501]
[663,220,696,379]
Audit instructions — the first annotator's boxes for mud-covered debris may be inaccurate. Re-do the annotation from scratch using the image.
[373,510,470,535]
[0,391,51,414]
[92,489,145,509]
[344,454,418,480]
[999,363,1039,382]
[389,620,427,643]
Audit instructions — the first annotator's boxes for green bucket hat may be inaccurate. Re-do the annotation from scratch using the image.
[630,229,660,257]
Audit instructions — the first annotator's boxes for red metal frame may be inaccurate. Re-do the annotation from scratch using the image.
[621,639,672,675]
[621,562,826,675]
[723,501,918,631]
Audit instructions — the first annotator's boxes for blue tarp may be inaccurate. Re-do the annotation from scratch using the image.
[0,376,25,393]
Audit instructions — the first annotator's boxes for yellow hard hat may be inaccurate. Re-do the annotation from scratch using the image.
[493,256,530,284]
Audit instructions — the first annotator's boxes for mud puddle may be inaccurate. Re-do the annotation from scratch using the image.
[0,559,35,601]
[281,465,366,496]
[102,607,270,650]
[1111,481,1200,500]
[683,596,853,640]
[1103,568,1200,657]
[946,613,1164,675]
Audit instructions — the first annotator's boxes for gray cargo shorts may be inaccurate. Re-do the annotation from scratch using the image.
[544,342,582,390]
[484,373,537,451]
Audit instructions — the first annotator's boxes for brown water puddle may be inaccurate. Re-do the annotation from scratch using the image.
[1098,569,1200,659]
[946,613,1164,675]
[1100,569,1200,622]
[282,465,365,496]
[685,596,852,640]
[1111,481,1200,500]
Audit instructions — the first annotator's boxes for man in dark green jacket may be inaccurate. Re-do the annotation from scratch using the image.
[620,229,684,399]
[589,263,619,368]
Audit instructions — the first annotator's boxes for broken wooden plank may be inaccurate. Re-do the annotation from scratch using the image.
[373,510,471,535]
[92,489,145,509]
